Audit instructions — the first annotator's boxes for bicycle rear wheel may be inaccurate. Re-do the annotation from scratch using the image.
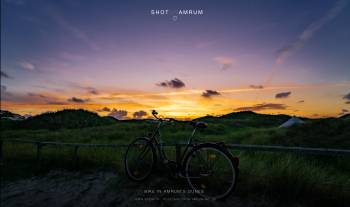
[124,138,156,181]
[184,143,238,200]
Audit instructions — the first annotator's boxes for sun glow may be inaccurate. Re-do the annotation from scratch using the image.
[2,81,350,119]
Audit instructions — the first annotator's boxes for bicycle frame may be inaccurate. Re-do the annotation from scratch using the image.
[148,120,198,166]
[125,112,239,200]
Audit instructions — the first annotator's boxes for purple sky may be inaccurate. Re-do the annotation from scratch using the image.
[1,0,350,118]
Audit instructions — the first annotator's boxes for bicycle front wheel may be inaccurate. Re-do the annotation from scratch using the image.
[124,138,156,181]
[185,144,238,200]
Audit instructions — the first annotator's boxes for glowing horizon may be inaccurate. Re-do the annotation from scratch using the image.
[2,82,349,119]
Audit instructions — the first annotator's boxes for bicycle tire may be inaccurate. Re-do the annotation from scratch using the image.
[184,143,238,200]
[124,137,157,181]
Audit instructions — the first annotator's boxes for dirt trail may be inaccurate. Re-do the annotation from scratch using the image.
[1,170,269,207]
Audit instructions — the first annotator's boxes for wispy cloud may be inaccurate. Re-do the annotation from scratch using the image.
[214,56,236,70]
[67,97,89,103]
[249,85,264,89]
[97,107,111,112]
[98,82,350,100]
[339,108,349,116]
[234,103,288,111]
[46,101,67,105]
[19,61,36,71]
[202,90,221,98]
[133,110,148,119]
[343,92,350,100]
[108,109,128,120]
[1,85,13,99]
[157,78,185,89]
[68,82,99,95]
[276,0,348,64]
[87,88,99,95]
[49,10,99,51]
[2,88,66,104]
[1,71,13,79]
[27,93,47,98]
[275,91,291,99]
[29,92,68,105]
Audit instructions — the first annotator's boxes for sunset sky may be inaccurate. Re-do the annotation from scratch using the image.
[1,0,350,119]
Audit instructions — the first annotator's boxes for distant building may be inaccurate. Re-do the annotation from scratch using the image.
[1,115,25,121]
[0,110,27,121]
[279,117,305,128]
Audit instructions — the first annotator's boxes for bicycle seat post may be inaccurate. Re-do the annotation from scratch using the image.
[188,127,197,145]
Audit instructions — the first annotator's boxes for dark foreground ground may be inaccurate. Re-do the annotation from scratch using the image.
[2,170,299,207]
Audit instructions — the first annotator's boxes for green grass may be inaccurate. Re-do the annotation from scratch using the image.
[2,109,350,206]
[236,151,350,206]
[2,119,349,148]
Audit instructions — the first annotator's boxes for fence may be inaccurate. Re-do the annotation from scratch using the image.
[1,138,350,166]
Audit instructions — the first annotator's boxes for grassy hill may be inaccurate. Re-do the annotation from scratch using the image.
[16,109,117,130]
[1,109,349,149]
[195,111,292,127]
[0,110,23,130]
[0,110,22,118]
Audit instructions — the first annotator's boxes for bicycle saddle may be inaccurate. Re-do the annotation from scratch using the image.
[191,121,208,129]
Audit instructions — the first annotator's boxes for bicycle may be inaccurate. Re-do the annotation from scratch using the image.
[124,110,239,200]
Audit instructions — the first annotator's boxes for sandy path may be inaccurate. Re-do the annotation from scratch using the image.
[1,170,269,207]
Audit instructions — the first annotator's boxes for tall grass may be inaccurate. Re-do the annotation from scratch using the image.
[237,151,350,206]
[2,142,350,206]
[2,117,350,206]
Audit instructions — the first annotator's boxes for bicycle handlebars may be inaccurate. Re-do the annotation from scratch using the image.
[152,110,161,120]
[150,110,207,129]
[152,110,176,122]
